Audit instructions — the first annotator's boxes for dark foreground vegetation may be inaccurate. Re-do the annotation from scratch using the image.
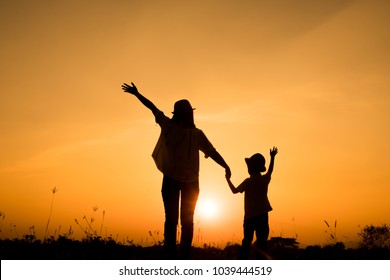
[1,236,389,260]
[1,223,389,260]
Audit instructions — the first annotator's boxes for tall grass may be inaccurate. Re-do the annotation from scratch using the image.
[0,211,5,238]
[44,186,58,241]
[74,206,107,240]
[100,210,105,236]
[324,220,337,243]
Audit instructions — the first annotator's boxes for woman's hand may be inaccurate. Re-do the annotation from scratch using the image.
[121,82,139,95]
[225,166,232,180]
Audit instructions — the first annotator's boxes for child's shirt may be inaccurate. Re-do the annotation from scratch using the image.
[236,173,273,219]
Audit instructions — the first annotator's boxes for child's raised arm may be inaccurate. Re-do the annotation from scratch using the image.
[267,146,278,176]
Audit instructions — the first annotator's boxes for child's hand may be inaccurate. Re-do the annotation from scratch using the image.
[225,167,231,180]
[270,146,278,157]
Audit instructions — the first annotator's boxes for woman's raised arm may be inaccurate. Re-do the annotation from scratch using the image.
[122,82,159,115]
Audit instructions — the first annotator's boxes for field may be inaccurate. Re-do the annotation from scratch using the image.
[1,205,389,260]
[1,236,389,260]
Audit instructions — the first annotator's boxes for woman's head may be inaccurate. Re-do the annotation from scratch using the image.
[172,99,195,128]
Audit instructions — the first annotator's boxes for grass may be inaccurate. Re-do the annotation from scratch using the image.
[1,233,390,260]
[1,216,389,260]
[44,186,58,241]
[324,219,338,243]
[1,189,389,260]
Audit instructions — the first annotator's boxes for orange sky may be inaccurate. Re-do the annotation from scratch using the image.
[1,0,389,247]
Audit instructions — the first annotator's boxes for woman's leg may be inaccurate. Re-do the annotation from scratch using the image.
[161,176,180,258]
[179,180,199,259]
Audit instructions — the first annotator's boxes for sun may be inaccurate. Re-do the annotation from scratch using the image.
[197,198,218,219]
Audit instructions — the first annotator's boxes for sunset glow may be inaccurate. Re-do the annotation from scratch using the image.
[1,0,389,248]
[197,198,219,220]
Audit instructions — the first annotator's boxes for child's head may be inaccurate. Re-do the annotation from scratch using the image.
[245,153,266,174]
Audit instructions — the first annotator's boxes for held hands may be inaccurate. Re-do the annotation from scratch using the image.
[270,146,278,157]
[225,167,232,180]
[121,82,139,95]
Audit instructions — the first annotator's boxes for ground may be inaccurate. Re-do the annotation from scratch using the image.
[1,237,389,260]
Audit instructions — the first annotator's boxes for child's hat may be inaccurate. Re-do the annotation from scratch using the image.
[245,153,266,170]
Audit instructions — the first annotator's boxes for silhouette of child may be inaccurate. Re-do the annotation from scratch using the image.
[122,82,231,259]
[226,147,278,259]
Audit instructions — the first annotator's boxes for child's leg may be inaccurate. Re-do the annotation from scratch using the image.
[239,218,255,259]
[255,212,269,250]
[179,180,199,259]
[161,176,180,258]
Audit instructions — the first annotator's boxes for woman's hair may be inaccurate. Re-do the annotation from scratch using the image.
[171,100,196,128]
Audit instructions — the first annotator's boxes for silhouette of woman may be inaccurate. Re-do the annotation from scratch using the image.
[122,82,231,259]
